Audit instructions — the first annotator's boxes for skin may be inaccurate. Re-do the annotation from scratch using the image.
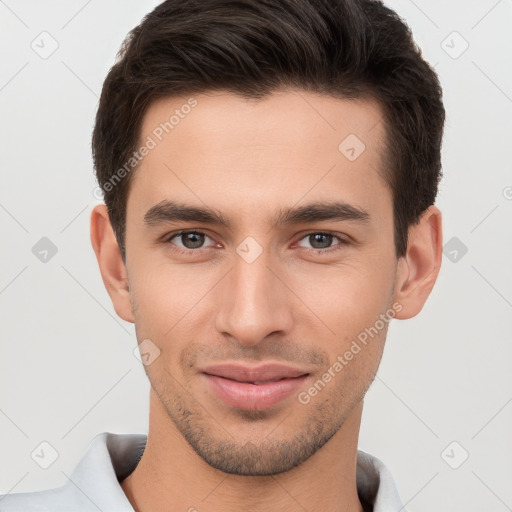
[90,89,442,512]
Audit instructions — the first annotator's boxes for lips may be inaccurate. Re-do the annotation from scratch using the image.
[200,363,310,410]
[202,363,309,382]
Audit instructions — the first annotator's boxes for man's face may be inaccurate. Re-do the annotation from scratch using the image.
[124,90,400,475]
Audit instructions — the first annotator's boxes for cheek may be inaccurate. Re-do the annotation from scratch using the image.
[286,259,395,336]
[128,237,397,356]
[128,262,219,343]
[284,261,395,385]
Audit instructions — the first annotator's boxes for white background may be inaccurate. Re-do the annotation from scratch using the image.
[1,1,511,511]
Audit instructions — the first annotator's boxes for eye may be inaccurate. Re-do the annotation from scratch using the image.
[296,232,347,252]
[163,230,349,256]
[165,231,217,251]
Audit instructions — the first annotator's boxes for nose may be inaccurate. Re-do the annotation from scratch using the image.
[214,248,294,347]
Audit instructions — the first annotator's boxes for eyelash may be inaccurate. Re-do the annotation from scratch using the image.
[163,230,349,256]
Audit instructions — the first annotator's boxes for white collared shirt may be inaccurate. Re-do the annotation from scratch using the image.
[0,432,406,511]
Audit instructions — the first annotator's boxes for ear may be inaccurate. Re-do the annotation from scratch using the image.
[393,205,442,319]
[90,204,134,323]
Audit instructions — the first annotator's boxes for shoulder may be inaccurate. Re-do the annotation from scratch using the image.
[0,432,144,512]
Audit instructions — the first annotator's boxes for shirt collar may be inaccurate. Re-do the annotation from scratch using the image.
[68,432,405,512]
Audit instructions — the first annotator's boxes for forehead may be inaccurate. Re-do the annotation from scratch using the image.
[129,89,390,223]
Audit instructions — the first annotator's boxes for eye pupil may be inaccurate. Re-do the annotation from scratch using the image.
[182,232,204,249]
[310,233,333,249]
[171,232,340,253]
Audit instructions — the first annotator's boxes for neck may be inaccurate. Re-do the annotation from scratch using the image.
[121,389,365,512]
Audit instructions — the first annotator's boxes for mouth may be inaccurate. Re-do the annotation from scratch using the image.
[200,363,311,411]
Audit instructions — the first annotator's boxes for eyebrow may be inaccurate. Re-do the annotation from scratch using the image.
[143,199,370,229]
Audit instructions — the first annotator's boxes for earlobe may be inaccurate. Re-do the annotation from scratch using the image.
[90,204,135,323]
[393,206,443,319]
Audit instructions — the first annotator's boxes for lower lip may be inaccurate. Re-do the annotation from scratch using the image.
[203,373,309,410]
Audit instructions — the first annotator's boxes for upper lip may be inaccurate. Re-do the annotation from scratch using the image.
[201,363,310,383]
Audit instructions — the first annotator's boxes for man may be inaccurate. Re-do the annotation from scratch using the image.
[0,0,444,510]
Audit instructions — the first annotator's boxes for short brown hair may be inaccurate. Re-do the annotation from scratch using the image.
[92,0,445,260]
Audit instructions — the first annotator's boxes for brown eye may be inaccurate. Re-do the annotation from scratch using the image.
[168,231,212,250]
[308,233,335,249]
[297,232,345,251]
